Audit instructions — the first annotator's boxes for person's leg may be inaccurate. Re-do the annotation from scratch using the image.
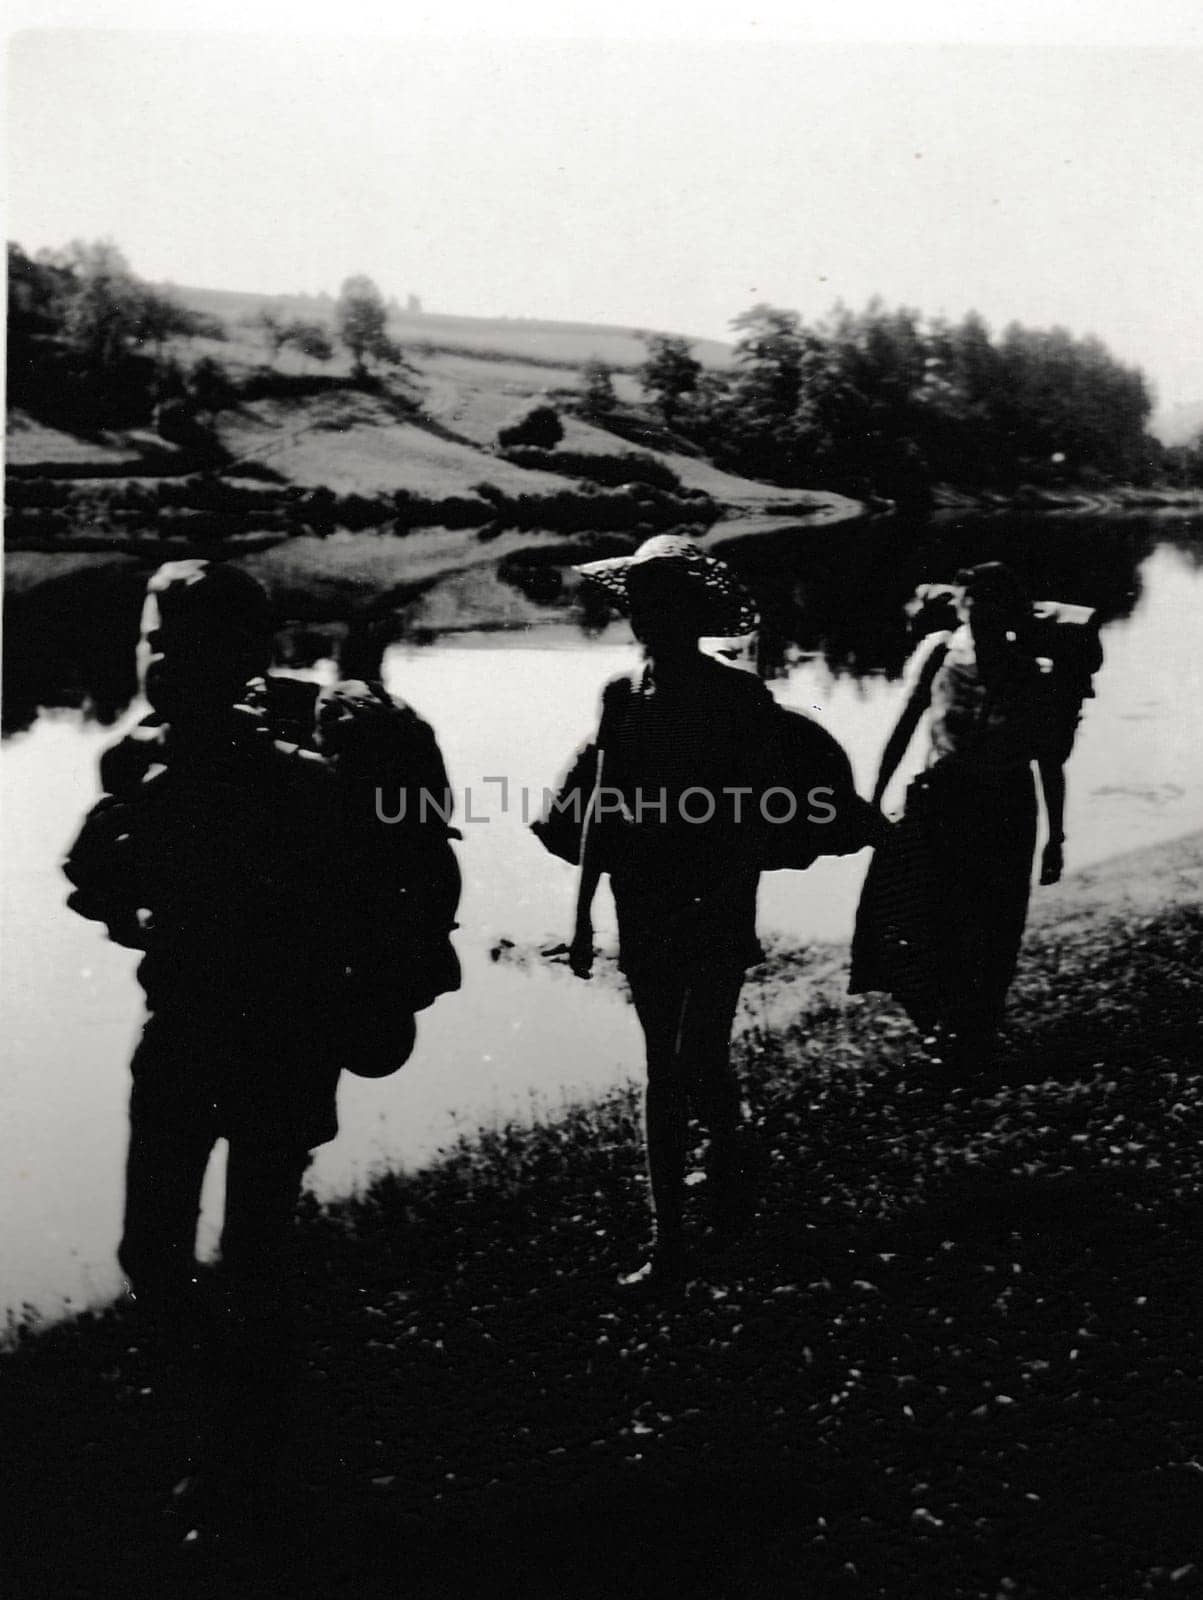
[219,1140,310,1310]
[944,782,1037,1064]
[118,1020,218,1323]
[627,967,690,1275]
[210,1139,312,1492]
[681,968,747,1223]
[930,789,1006,1067]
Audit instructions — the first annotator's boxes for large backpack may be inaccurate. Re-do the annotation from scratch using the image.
[906,585,1103,763]
[65,672,461,1077]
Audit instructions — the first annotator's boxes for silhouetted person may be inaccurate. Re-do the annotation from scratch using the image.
[536,536,879,1288]
[63,559,459,1538]
[852,562,1070,1069]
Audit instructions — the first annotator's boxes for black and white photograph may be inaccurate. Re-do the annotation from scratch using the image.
[3,3,1202,1594]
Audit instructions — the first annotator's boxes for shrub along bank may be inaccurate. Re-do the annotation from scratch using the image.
[4,469,721,549]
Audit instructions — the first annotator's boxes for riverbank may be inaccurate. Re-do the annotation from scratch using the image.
[11,379,1203,650]
[932,482,1203,518]
[3,830,1201,1599]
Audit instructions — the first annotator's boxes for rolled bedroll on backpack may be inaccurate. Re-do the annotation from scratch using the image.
[905,584,1103,761]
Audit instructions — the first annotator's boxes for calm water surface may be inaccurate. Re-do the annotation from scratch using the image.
[3,526,1202,1320]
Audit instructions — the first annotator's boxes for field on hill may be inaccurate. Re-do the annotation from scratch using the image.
[167,282,736,372]
[214,389,573,497]
[4,291,868,667]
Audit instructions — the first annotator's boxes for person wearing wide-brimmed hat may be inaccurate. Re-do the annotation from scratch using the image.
[535,535,878,1287]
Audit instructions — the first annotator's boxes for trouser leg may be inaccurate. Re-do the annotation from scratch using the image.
[629,966,746,1253]
[117,1030,225,1464]
[685,971,747,1207]
[207,1142,311,1488]
[219,1141,310,1314]
[118,1069,217,1319]
[629,972,690,1256]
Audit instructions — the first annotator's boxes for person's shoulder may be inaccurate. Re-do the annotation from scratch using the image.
[600,670,641,711]
[771,701,848,759]
[697,655,773,706]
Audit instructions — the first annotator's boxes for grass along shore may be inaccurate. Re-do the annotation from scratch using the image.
[2,831,1202,1599]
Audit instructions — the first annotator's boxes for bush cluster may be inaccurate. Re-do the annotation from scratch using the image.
[498,447,681,491]
[236,370,356,404]
[497,404,564,450]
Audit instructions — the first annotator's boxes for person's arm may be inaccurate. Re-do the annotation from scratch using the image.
[568,749,604,979]
[872,637,947,809]
[1037,755,1066,886]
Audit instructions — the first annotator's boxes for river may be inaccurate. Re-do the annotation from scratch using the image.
[2,516,1201,1321]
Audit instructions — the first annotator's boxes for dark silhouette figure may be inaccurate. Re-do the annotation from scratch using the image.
[62,559,459,1539]
[536,535,879,1288]
[851,562,1079,1069]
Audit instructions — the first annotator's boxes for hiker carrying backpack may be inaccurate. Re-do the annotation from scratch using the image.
[61,558,462,1530]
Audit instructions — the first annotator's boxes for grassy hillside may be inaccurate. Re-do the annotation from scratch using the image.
[214,389,573,497]
[3,291,870,688]
[5,315,862,647]
[166,282,736,372]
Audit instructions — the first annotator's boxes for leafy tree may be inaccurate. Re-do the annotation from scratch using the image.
[581,359,616,415]
[7,242,73,335]
[188,355,238,416]
[17,239,214,367]
[498,402,563,450]
[133,288,208,359]
[716,305,839,484]
[729,305,809,414]
[283,319,334,365]
[991,323,1152,481]
[253,304,290,360]
[55,239,142,368]
[335,274,395,376]
[1162,432,1203,487]
[639,334,701,426]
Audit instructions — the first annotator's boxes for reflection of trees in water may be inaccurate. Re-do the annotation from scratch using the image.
[3,565,145,737]
[717,514,1168,682]
[2,517,1192,733]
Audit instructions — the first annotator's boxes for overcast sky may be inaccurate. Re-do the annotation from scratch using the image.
[7,13,1203,405]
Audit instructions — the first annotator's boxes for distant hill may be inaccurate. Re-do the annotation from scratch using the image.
[163,283,735,373]
[1150,401,1203,448]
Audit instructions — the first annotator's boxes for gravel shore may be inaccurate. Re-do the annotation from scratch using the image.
[3,834,1201,1600]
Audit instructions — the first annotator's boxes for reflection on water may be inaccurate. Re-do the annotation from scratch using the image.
[7,513,1199,737]
[728,513,1187,682]
[2,520,1201,1322]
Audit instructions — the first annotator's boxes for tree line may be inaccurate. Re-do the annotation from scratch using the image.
[9,239,1199,495]
[7,240,405,430]
[634,302,1186,502]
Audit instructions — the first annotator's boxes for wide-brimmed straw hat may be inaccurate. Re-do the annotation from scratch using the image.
[574,534,759,636]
